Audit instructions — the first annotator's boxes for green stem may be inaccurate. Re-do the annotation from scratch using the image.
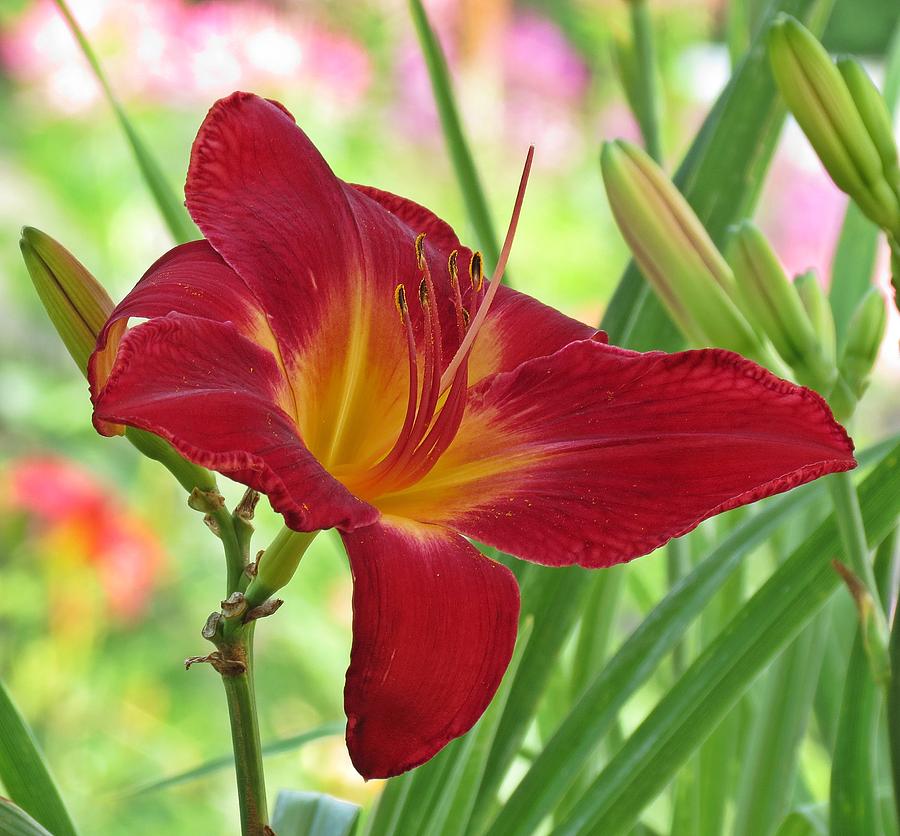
[408,0,503,274]
[211,509,248,597]
[219,626,268,836]
[628,0,663,163]
[828,471,891,684]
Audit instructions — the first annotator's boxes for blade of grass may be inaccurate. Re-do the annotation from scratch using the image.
[830,21,900,344]
[553,445,900,836]
[0,800,54,836]
[831,529,899,836]
[407,0,502,274]
[732,610,830,836]
[119,721,343,797]
[601,0,835,351]
[52,0,197,244]
[0,680,78,836]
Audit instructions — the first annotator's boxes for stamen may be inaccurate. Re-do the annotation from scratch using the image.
[448,249,459,284]
[439,145,534,393]
[469,251,484,292]
[415,232,427,270]
[362,283,420,482]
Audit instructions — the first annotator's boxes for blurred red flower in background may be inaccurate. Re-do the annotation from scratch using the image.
[4,455,164,622]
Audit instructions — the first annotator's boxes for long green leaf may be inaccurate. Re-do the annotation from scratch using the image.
[52,0,197,244]
[121,721,343,796]
[732,610,829,836]
[553,445,900,835]
[830,21,900,344]
[831,530,898,836]
[408,0,502,273]
[271,790,360,836]
[775,807,828,836]
[600,0,835,350]
[0,680,78,836]
[0,800,54,836]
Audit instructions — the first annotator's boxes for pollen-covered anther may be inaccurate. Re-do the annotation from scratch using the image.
[394,283,407,316]
[448,249,459,284]
[469,251,484,292]
[415,232,427,270]
[418,276,430,306]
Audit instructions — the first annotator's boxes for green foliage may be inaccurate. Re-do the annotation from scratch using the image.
[0,680,78,836]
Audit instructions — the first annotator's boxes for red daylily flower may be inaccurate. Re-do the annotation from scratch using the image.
[88,92,855,779]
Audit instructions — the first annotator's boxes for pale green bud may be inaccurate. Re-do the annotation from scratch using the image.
[600,140,765,359]
[768,16,900,232]
[20,226,218,495]
[839,287,887,399]
[794,269,836,365]
[836,57,899,180]
[727,222,834,388]
[20,226,113,375]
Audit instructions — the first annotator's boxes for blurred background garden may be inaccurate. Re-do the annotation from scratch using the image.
[0,0,898,833]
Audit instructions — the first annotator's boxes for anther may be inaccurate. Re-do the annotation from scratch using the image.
[469,251,484,291]
[448,249,459,284]
[418,277,429,306]
[394,283,407,315]
[415,232,427,269]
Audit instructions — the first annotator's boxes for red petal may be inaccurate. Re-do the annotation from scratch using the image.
[93,313,376,532]
[88,240,281,402]
[376,342,855,567]
[184,93,469,469]
[351,182,604,381]
[341,518,519,778]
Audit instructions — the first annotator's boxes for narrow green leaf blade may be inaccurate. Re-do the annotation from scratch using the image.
[554,445,900,835]
[52,0,197,244]
[488,483,816,836]
[408,0,502,273]
[120,721,343,796]
[0,680,78,836]
[601,0,835,350]
[830,530,898,836]
[775,807,829,836]
[271,790,360,836]
[0,800,54,836]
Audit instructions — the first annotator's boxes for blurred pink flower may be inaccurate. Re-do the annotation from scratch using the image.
[393,8,590,165]
[5,455,164,621]
[1,0,371,113]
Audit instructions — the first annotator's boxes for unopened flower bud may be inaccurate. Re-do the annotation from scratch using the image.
[20,226,218,494]
[794,269,836,365]
[20,226,113,375]
[601,140,765,359]
[768,16,900,233]
[727,222,834,388]
[836,57,899,180]
[839,287,887,399]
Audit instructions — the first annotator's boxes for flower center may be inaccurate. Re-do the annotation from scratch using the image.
[350,147,534,501]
